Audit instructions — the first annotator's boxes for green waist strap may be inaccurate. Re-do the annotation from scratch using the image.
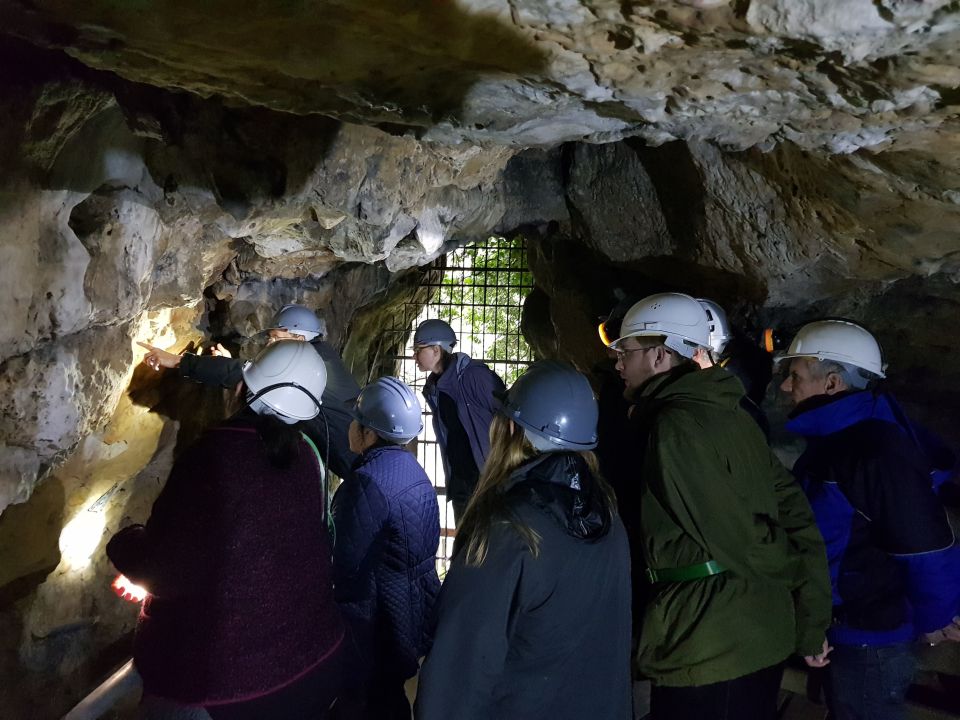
[645,560,726,584]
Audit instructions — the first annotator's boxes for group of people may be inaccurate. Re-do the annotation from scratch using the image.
[110,293,960,720]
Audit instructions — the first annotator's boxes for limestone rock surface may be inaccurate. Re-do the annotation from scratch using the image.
[2,0,959,153]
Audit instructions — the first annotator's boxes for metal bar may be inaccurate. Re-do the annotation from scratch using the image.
[62,659,141,720]
[392,237,534,567]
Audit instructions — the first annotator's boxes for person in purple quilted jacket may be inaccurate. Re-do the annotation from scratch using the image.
[332,377,441,720]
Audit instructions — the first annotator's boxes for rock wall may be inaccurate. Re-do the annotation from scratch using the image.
[0,43,531,718]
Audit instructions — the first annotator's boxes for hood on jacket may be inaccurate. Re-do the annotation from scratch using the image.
[631,364,745,415]
[501,452,612,541]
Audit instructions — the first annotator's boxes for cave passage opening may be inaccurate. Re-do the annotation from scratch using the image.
[387,235,535,573]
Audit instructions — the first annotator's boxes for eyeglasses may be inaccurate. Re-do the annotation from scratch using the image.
[615,346,657,361]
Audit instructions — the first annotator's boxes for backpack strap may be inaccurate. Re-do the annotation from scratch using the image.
[300,431,335,543]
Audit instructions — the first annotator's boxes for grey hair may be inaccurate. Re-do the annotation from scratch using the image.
[808,358,872,390]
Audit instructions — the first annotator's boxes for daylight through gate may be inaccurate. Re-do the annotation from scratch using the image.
[391,236,535,573]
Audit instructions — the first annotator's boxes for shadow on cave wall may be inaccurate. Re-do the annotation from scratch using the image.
[2,0,550,130]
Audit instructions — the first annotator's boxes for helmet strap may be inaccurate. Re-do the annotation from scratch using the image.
[245,381,322,418]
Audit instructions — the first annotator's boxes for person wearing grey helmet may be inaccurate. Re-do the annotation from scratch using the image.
[138,303,361,480]
[107,341,346,719]
[413,318,506,523]
[331,377,440,720]
[415,361,632,720]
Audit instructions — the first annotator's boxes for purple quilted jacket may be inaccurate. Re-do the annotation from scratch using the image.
[331,444,441,680]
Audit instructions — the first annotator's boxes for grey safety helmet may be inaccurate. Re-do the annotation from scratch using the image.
[270,304,326,342]
[243,340,326,424]
[413,318,457,352]
[350,377,424,443]
[502,360,598,451]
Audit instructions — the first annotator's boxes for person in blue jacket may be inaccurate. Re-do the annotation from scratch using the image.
[415,361,632,720]
[413,318,505,522]
[331,377,441,720]
[779,319,960,720]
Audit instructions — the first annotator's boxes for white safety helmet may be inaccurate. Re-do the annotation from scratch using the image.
[697,298,731,356]
[270,304,326,341]
[350,377,424,443]
[776,320,886,379]
[612,293,710,359]
[243,340,327,424]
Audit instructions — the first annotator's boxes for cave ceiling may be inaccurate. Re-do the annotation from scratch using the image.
[2,0,959,153]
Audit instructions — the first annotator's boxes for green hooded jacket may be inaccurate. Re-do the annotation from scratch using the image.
[632,365,831,687]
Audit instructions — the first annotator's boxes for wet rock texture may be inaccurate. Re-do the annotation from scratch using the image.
[0,1,958,714]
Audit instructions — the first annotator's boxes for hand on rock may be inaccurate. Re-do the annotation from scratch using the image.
[137,341,181,371]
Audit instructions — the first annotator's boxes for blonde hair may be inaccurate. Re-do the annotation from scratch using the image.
[455,414,610,567]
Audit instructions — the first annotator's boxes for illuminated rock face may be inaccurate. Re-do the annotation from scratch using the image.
[0,6,959,715]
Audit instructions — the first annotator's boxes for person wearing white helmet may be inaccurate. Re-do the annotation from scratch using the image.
[137,303,361,479]
[107,340,346,719]
[416,361,632,720]
[779,319,960,720]
[608,292,831,720]
[692,298,773,437]
[331,377,440,720]
[412,318,506,523]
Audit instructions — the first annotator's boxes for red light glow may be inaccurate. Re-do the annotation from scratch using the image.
[112,574,149,603]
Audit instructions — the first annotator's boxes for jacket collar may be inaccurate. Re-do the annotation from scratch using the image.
[501,452,611,541]
[424,352,472,394]
[786,390,899,437]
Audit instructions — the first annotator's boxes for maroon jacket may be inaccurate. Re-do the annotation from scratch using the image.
[107,419,345,705]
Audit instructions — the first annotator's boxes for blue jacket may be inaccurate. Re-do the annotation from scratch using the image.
[787,391,960,646]
[422,353,505,496]
[331,445,441,680]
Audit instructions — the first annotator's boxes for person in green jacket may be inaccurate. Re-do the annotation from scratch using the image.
[607,292,832,720]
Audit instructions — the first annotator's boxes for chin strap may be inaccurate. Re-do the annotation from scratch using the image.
[245,381,322,418]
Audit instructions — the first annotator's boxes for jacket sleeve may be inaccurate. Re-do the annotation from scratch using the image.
[767,451,833,656]
[415,524,525,720]
[848,431,960,633]
[105,443,212,597]
[178,354,244,389]
[331,470,389,604]
[644,411,830,655]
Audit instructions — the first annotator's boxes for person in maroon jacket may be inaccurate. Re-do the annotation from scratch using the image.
[108,340,346,720]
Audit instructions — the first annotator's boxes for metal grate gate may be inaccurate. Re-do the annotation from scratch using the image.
[388,236,535,574]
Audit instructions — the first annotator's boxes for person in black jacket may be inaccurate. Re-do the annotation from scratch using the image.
[414,361,632,720]
[139,304,360,478]
[692,297,772,438]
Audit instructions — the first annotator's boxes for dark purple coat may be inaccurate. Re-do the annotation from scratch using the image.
[422,353,505,485]
[107,419,345,705]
